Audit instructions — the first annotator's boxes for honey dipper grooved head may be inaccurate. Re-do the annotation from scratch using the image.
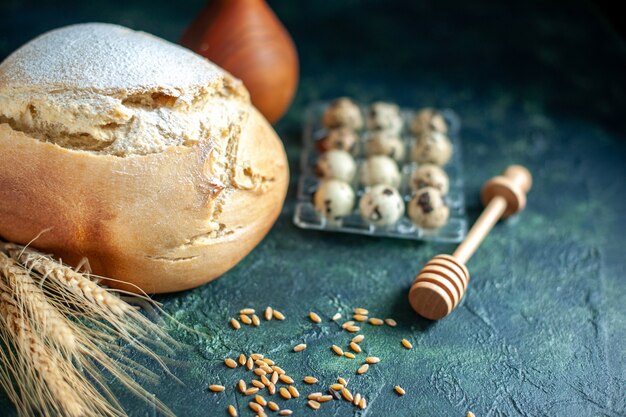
[409,255,470,320]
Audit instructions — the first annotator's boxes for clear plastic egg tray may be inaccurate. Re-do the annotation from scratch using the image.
[293,101,468,243]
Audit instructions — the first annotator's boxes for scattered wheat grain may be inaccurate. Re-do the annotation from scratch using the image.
[359,397,367,409]
[401,339,413,349]
[352,335,364,343]
[337,377,347,386]
[303,376,318,384]
[267,401,279,412]
[238,380,247,393]
[208,384,225,392]
[349,342,362,353]
[278,410,293,416]
[353,314,368,322]
[368,318,384,326]
[224,358,238,368]
[365,356,380,364]
[394,386,406,395]
[344,352,356,359]
[228,404,238,417]
[309,312,322,323]
[240,308,255,315]
[273,310,285,321]
[341,321,355,329]
[264,307,273,321]
[385,318,397,327]
[332,313,341,321]
[330,383,344,391]
[251,379,265,389]
[279,387,292,399]
[341,387,353,402]
[293,343,307,352]
[249,402,263,413]
[307,400,321,410]
[357,364,369,375]
[331,345,344,356]
[279,374,294,384]
[252,315,261,326]
[230,318,241,330]
[288,386,299,398]
[346,326,360,332]
[308,392,322,400]
[318,395,333,403]
[261,374,271,386]
[240,314,252,325]
[272,365,285,375]
[244,387,259,396]
[354,308,369,315]
[255,395,267,406]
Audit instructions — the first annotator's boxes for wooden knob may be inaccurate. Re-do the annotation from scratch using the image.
[408,255,469,320]
[480,164,532,218]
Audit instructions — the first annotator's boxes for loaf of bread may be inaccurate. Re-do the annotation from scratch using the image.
[0,23,289,293]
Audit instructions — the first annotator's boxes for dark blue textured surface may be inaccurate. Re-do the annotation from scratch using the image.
[0,1,624,416]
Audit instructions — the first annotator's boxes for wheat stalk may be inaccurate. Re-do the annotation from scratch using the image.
[3,244,177,353]
[0,288,87,417]
[0,252,77,353]
[0,242,178,417]
[5,246,129,316]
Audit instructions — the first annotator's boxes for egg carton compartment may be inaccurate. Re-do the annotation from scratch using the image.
[293,101,467,243]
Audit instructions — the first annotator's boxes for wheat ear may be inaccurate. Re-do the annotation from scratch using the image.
[0,252,77,353]
[0,243,178,416]
[0,289,107,417]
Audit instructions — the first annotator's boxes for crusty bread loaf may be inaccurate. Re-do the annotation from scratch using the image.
[0,23,289,293]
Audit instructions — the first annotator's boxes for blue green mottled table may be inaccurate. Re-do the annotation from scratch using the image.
[1,0,625,416]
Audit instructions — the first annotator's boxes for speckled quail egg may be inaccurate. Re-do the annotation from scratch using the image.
[410,164,450,195]
[315,150,357,182]
[408,187,449,229]
[359,155,401,188]
[410,108,448,135]
[313,180,355,220]
[359,184,405,226]
[410,131,453,166]
[316,127,359,154]
[322,97,363,130]
[366,101,403,134]
[364,131,406,162]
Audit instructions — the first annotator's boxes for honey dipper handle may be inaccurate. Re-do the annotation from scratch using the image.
[453,165,532,264]
[453,196,507,263]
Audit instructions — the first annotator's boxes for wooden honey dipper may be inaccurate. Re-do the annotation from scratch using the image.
[409,165,532,320]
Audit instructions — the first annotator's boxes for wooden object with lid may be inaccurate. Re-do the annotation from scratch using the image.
[180,0,299,123]
[409,165,532,320]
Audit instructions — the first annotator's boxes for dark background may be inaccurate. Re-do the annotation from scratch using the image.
[0,1,625,416]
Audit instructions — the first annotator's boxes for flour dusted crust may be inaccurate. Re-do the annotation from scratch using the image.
[0,23,251,155]
[0,24,289,293]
